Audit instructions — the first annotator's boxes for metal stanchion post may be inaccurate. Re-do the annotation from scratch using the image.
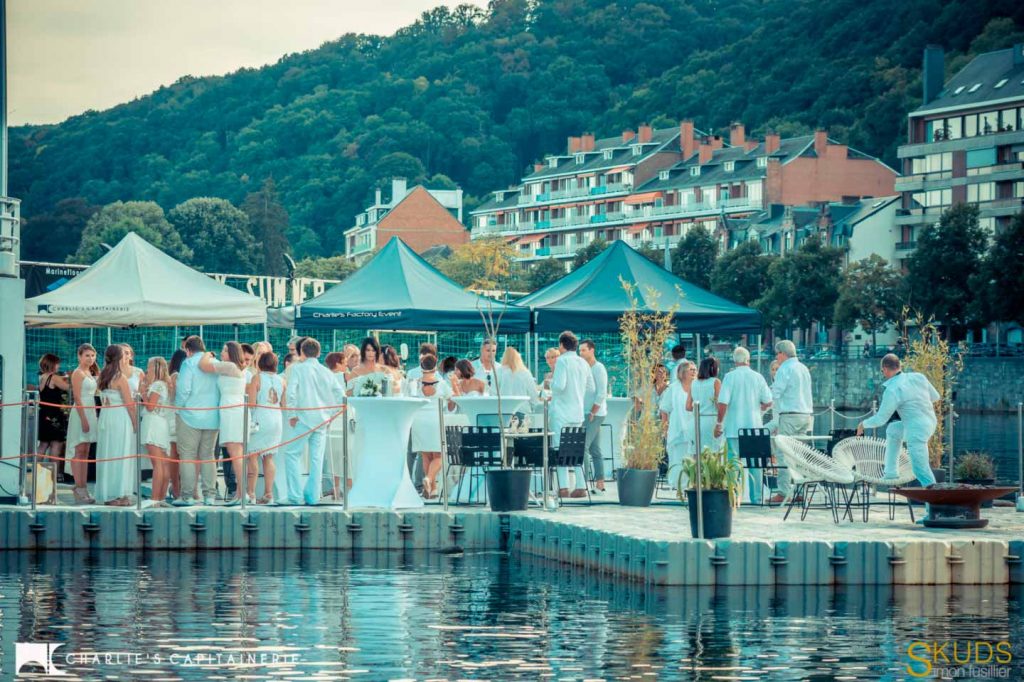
[18,391,30,505]
[30,399,39,512]
[543,398,551,512]
[829,399,835,434]
[1016,402,1023,512]
[693,402,704,539]
[135,394,143,511]
[342,397,350,512]
[947,401,955,484]
[870,399,878,438]
[241,402,250,510]
[437,398,448,512]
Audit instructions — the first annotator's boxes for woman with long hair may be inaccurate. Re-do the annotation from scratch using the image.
[380,344,404,391]
[66,343,98,504]
[406,354,456,499]
[141,356,171,507]
[346,337,387,395]
[95,344,137,506]
[247,352,285,504]
[37,353,69,502]
[120,343,146,396]
[499,347,538,413]
[451,359,487,396]
[165,349,187,502]
[687,356,722,454]
[214,341,248,505]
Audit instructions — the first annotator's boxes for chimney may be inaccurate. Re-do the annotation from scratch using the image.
[374,187,382,205]
[710,135,724,151]
[637,123,653,143]
[1014,43,1024,66]
[764,132,780,154]
[922,45,945,105]
[680,119,696,159]
[568,136,581,154]
[580,133,595,152]
[729,122,745,147]
[698,141,714,165]
[813,129,828,156]
[534,162,544,173]
[622,129,635,143]
[392,177,408,202]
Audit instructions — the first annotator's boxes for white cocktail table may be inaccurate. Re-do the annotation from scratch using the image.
[346,397,427,509]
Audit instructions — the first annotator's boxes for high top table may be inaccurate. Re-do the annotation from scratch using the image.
[346,396,427,509]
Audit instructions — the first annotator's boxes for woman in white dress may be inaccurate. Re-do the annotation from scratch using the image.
[120,344,146,396]
[166,350,187,502]
[380,344,405,394]
[247,352,286,504]
[324,351,349,499]
[95,344,137,506]
[451,359,487,396]
[66,343,99,504]
[141,356,171,507]
[406,355,455,499]
[214,342,248,505]
[498,347,539,418]
[687,356,723,455]
[346,337,388,395]
[664,360,697,490]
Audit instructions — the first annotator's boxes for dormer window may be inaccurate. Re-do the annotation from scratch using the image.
[548,157,558,168]
[575,153,585,164]
[724,161,735,172]
[631,145,642,156]
[756,156,768,168]
[659,170,670,181]
[953,85,966,95]
[995,78,1008,89]
[690,166,701,177]
[602,149,614,160]
[968,83,982,93]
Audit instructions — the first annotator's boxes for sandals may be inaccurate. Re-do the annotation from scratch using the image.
[104,496,131,507]
[257,494,273,505]
[73,487,95,505]
[422,477,436,499]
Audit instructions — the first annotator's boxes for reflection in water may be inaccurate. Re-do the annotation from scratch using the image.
[0,550,1021,680]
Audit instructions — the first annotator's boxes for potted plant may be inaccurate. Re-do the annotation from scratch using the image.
[678,443,742,539]
[616,280,678,507]
[955,451,997,508]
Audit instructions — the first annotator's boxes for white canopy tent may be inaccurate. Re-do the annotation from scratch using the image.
[24,232,266,328]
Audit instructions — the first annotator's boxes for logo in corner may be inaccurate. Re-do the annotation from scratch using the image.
[16,642,68,676]
[36,304,53,314]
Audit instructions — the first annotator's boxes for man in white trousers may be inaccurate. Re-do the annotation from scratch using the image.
[550,330,594,498]
[281,338,346,506]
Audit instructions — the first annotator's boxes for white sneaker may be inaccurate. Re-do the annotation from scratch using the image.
[204,497,215,506]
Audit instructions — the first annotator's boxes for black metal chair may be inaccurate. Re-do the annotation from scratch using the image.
[737,427,781,506]
[445,426,502,506]
[552,427,590,504]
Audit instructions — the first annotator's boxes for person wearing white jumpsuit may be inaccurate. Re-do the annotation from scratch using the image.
[858,353,940,489]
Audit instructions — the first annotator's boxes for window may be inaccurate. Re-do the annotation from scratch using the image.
[966,147,997,169]
[979,111,998,134]
[724,161,735,172]
[980,217,996,232]
[756,156,768,168]
[548,158,558,168]
[690,166,701,177]
[953,85,966,95]
[995,78,1008,89]
[968,83,982,93]
[603,149,614,160]
[965,114,978,137]
[946,117,962,139]
[658,170,670,181]
[966,182,995,203]
[631,145,642,156]
[575,153,584,164]
[999,109,1016,131]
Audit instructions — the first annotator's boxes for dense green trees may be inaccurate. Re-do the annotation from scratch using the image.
[974,212,1024,326]
[73,201,192,264]
[671,225,717,289]
[240,179,292,276]
[527,258,566,291]
[293,255,358,281]
[9,0,1021,260]
[710,240,771,308]
[833,254,904,347]
[168,198,257,273]
[20,198,99,262]
[755,235,843,334]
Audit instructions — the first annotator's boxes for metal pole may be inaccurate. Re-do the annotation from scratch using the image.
[1017,402,1022,511]
[30,399,38,512]
[870,399,878,438]
[241,401,249,509]
[829,398,835,434]
[135,394,143,511]
[756,334,763,374]
[693,402,703,539]
[437,398,448,512]
[695,334,702,361]
[342,396,349,512]
[947,400,955,484]
[18,390,29,505]
[542,398,551,511]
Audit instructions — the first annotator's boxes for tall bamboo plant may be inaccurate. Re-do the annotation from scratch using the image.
[900,313,965,468]
[472,244,510,466]
[618,279,678,470]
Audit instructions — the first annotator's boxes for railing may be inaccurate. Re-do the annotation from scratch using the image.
[894,241,917,251]
[0,196,21,277]
[984,197,1024,209]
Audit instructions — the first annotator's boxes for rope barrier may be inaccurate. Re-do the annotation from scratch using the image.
[4,399,346,412]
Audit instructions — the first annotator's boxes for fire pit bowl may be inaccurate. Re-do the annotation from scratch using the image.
[893,486,1017,529]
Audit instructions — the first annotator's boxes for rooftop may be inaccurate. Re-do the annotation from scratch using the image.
[914,44,1024,116]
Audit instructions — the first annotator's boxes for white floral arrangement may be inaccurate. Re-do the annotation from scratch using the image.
[357,378,382,397]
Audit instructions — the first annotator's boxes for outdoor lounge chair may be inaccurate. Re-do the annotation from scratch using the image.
[831,437,917,523]
[774,435,856,524]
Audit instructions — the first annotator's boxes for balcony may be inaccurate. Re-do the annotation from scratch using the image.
[894,241,917,252]
[516,183,632,206]
[980,197,1024,218]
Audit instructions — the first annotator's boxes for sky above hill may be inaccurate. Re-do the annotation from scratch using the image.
[7,0,485,126]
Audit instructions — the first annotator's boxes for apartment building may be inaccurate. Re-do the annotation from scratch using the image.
[895,43,1024,266]
[345,178,468,261]
[472,121,897,262]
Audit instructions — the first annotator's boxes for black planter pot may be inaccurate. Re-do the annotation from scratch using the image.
[616,468,658,507]
[931,467,946,484]
[957,478,996,507]
[686,489,733,539]
[485,469,532,512]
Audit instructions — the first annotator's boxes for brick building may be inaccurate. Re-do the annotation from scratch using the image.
[345,178,468,261]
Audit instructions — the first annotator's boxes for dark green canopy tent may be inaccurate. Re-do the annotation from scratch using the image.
[516,240,761,333]
[290,236,531,332]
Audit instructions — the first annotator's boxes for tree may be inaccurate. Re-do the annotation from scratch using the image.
[293,255,358,281]
[635,240,666,267]
[833,254,904,347]
[73,201,192,264]
[754,234,843,334]
[671,224,717,288]
[974,211,1024,326]
[710,239,771,307]
[906,203,988,332]
[241,179,291,275]
[527,257,566,291]
[21,197,99,263]
[168,197,257,272]
[438,238,517,289]
[572,238,609,270]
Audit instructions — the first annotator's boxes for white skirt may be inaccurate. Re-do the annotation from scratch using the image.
[219,394,245,444]
[95,406,136,503]
[66,404,98,450]
[141,412,170,450]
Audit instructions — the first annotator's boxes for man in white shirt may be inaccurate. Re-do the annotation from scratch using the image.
[579,339,608,493]
[471,339,498,393]
[550,331,594,498]
[857,354,939,489]
[715,346,772,503]
[769,339,814,500]
[174,335,220,506]
[281,338,346,506]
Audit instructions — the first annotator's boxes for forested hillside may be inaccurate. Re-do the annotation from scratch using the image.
[9,0,1024,263]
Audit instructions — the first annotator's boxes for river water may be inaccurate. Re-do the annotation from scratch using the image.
[1,550,1021,680]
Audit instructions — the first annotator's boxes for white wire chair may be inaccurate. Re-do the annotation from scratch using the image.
[831,436,917,522]
[774,436,855,523]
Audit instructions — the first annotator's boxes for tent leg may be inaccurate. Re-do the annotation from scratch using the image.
[263,324,268,343]
[757,334,763,374]
[533,332,540,377]
[199,325,204,342]
[107,328,112,346]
